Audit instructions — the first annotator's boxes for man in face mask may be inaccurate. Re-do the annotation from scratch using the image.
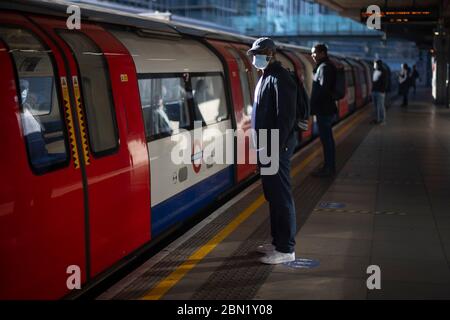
[247,37,298,264]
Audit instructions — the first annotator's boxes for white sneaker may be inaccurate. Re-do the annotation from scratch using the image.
[256,244,275,254]
[260,250,295,264]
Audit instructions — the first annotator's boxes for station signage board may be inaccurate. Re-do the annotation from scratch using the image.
[360,7,438,24]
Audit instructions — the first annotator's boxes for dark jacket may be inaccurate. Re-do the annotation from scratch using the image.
[310,57,337,116]
[411,69,419,82]
[372,68,387,93]
[252,60,297,154]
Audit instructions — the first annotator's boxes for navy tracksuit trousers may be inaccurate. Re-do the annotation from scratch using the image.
[260,135,297,254]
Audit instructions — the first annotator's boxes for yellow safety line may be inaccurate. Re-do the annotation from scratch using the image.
[142,195,266,300]
[141,109,369,300]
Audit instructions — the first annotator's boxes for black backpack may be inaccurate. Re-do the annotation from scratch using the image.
[290,72,310,131]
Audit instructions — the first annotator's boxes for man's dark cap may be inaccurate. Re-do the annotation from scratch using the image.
[247,37,276,55]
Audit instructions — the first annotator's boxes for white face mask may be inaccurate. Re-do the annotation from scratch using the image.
[21,88,28,102]
[252,55,271,70]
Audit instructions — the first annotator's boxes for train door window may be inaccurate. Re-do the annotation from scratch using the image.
[57,31,118,156]
[359,70,366,85]
[240,49,259,86]
[191,74,228,125]
[0,26,68,174]
[346,70,354,86]
[227,48,253,116]
[138,75,190,140]
[277,53,295,72]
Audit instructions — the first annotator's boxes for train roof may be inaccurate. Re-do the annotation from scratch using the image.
[0,0,252,42]
[1,0,360,60]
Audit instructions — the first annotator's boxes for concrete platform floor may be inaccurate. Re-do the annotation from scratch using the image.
[99,88,450,300]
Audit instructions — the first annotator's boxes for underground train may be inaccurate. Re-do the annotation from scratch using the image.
[0,0,377,299]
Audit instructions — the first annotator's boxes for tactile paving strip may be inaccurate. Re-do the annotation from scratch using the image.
[335,177,423,185]
[111,190,264,299]
[313,208,407,216]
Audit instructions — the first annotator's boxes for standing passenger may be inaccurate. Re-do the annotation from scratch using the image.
[371,59,387,125]
[310,43,337,177]
[247,37,297,264]
[398,63,410,107]
[411,65,420,96]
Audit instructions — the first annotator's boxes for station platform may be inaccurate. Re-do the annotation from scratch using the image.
[99,88,450,300]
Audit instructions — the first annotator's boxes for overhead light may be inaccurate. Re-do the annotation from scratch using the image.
[434,31,439,35]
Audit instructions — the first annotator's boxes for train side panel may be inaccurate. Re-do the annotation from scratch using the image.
[111,31,235,236]
[0,13,86,299]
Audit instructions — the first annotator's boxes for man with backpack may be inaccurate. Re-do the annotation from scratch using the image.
[247,37,298,264]
[371,59,388,125]
[310,43,338,177]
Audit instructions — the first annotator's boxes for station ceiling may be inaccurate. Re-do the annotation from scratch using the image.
[316,0,450,48]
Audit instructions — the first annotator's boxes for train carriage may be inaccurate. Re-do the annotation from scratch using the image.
[0,0,372,299]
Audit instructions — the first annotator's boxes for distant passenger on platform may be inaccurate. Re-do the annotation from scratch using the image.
[310,43,337,178]
[411,65,420,95]
[398,63,410,107]
[247,37,297,265]
[383,63,392,108]
[371,59,387,125]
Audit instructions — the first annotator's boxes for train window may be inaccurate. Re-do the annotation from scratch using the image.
[191,74,228,125]
[346,70,355,86]
[0,26,68,174]
[138,76,190,140]
[227,48,253,116]
[58,31,118,156]
[240,48,259,88]
[359,70,366,85]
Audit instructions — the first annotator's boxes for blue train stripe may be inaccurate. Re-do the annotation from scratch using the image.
[151,166,235,237]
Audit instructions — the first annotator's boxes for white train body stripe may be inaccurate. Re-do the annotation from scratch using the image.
[149,120,232,207]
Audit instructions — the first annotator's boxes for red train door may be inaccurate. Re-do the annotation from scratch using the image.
[233,44,261,93]
[206,39,258,183]
[347,60,364,109]
[354,69,363,108]
[231,43,257,90]
[330,58,350,119]
[0,12,86,299]
[28,16,151,277]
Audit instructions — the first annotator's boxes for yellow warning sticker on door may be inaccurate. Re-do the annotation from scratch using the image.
[61,76,80,169]
[72,76,90,166]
